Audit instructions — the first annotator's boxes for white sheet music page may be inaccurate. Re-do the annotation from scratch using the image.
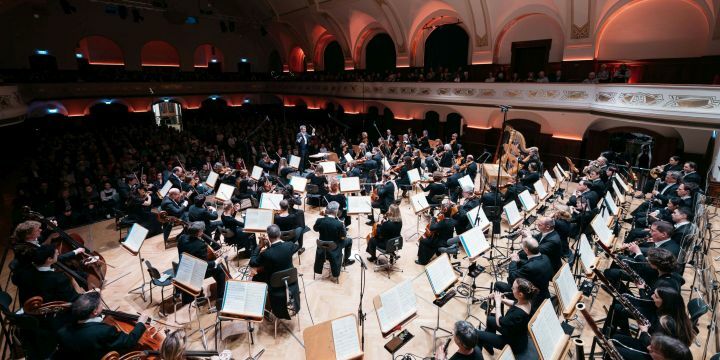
[554,264,579,313]
[410,193,430,213]
[251,166,263,180]
[530,300,565,360]
[503,201,522,227]
[591,214,612,246]
[215,183,236,202]
[534,180,548,199]
[289,176,307,192]
[578,234,596,273]
[205,171,219,188]
[604,192,619,215]
[259,193,284,210]
[543,170,556,188]
[289,155,301,169]
[377,280,417,333]
[615,174,630,192]
[340,177,361,192]
[159,181,173,198]
[244,208,274,231]
[382,157,391,171]
[612,182,625,203]
[466,205,490,230]
[497,346,516,360]
[407,168,421,184]
[459,226,490,259]
[175,253,208,293]
[347,196,372,214]
[320,161,337,174]
[425,254,457,296]
[343,153,354,164]
[556,164,569,178]
[458,175,474,192]
[221,280,267,318]
[332,315,362,360]
[518,190,537,212]
[121,223,149,254]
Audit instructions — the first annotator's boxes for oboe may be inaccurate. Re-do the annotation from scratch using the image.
[592,267,651,327]
[576,303,624,360]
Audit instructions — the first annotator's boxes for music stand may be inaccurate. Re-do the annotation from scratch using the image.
[347,195,372,252]
[215,280,267,360]
[410,193,430,241]
[122,224,150,302]
[420,254,458,358]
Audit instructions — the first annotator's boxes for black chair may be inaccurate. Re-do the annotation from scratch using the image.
[280,230,302,265]
[268,268,301,338]
[374,236,403,278]
[314,239,341,283]
[429,194,446,215]
[687,297,709,333]
[304,184,323,210]
[0,290,42,360]
[145,260,174,316]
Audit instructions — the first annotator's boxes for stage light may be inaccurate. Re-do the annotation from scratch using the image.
[47,108,58,114]
[103,100,113,105]
[35,49,49,55]
[185,16,198,24]
[240,58,248,63]
[163,99,170,102]
[210,96,219,101]
[75,53,83,59]
[243,99,250,104]
[210,59,218,63]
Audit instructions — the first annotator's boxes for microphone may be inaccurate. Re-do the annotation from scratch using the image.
[355,254,367,269]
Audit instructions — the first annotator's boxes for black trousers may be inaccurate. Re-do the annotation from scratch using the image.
[417,236,444,265]
[366,236,387,257]
[476,314,508,354]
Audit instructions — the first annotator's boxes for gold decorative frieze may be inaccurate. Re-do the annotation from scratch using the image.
[562,91,588,100]
[453,88,476,96]
[571,23,589,39]
[527,89,560,99]
[419,88,431,95]
[437,88,450,95]
[596,92,616,103]
[503,89,523,98]
[479,89,496,97]
[666,95,720,109]
[400,87,416,95]
[620,92,663,106]
[387,87,397,94]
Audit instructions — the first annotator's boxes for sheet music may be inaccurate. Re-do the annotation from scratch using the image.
[459,226,490,259]
[554,264,580,313]
[205,171,219,188]
[425,254,457,296]
[604,192,619,216]
[159,181,173,198]
[121,223,149,254]
[175,253,208,293]
[458,175,474,192]
[244,208,274,231]
[591,214,612,246]
[466,205,490,229]
[214,183,235,202]
[615,174,630,192]
[612,182,624,203]
[553,166,565,183]
[504,201,522,227]
[376,280,417,333]
[221,280,268,318]
[347,196,371,214]
[534,180,548,199]
[543,170,556,188]
[578,234,596,273]
[556,164,569,178]
[320,161,337,174]
[382,157,391,171]
[340,177,361,192]
[518,190,537,212]
[410,193,430,213]
[331,315,362,360]
[289,155,301,169]
[289,176,307,192]
[530,300,565,360]
[407,168,421,184]
[260,193,284,210]
[343,153,354,164]
[251,166,263,180]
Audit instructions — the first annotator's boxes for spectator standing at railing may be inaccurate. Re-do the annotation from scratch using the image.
[550,70,563,82]
[613,64,632,83]
[597,64,610,82]
[484,72,495,83]
[536,71,549,83]
[583,72,599,84]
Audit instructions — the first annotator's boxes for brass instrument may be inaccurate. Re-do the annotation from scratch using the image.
[649,162,671,179]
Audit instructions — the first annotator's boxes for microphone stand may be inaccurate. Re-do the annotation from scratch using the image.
[354,254,367,350]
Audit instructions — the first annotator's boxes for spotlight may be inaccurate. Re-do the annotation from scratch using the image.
[103,100,113,105]
[75,53,83,59]
[47,108,59,114]
[210,58,218,63]
[240,58,247,63]
[210,96,219,101]
[35,49,49,55]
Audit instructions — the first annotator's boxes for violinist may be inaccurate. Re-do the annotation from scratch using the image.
[438,144,454,168]
[416,201,456,265]
[220,201,256,252]
[366,204,402,262]
[274,200,305,254]
[160,188,188,244]
[518,146,540,170]
[56,292,149,360]
[412,149,423,170]
[307,167,329,206]
[127,185,160,235]
[168,166,185,190]
[419,130,431,153]
[421,171,448,210]
[502,177,525,209]
[177,222,227,309]
[231,169,256,203]
[465,154,478,180]
[325,181,351,227]
[258,153,277,174]
[394,156,412,198]
[249,225,300,315]
[313,201,354,278]
[453,190,481,234]
[278,157,295,184]
[188,195,221,239]
[519,163,540,193]
[368,172,396,225]
[446,165,463,202]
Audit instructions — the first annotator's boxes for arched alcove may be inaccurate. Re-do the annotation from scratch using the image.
[141,41,180,67]
[268,50,283,74]
[495,13,564,67]
[193,44,224,68]
[424,111,440,137]
[365,33,396,73]
[446,113,463,140]
[288,46,306,73]
[77,35,124,66]
[424,24,469,70]
[323,41,344,74]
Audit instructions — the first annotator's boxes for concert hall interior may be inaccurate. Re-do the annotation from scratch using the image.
[1,0,720,359]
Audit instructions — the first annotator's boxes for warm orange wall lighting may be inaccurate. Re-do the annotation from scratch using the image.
[552,134,583,141]
[88,61,125,66]
[345,111,359,114]
[467,125,492,130]
[142,63,180,67]
[395,116,414,120]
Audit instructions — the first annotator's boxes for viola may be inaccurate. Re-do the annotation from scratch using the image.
[423,213,445,239]
[156,211,222,261]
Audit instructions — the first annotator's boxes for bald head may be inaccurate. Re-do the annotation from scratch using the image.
[522,237,540,255]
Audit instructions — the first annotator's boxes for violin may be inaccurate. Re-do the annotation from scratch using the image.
[102,309,166,354]
[23,207,107,290]
[156,212,222,260]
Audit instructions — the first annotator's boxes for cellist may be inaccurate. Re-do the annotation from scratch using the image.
[416,201,456,265]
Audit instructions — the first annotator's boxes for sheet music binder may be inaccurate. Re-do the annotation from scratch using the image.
[289,176,308,192]
[458,226,490,259]
[173,253,208,297]
[373,280,417,336]
[552,264,582,316]
[215,183,235,202]
[121,223,149,256]
[219,280,268,321]
[466,205,491,230]
[243,208,274,232]
[250,166,263,180]
[528,299,570,360]
[340,177,361,193]
[424,254,458,297]
[347,196,372,215]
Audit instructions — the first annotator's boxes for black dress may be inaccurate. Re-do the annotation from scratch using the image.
[476,305,531,354]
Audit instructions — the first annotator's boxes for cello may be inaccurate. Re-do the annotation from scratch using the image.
[102,309,166,355]
[23,207,107,290]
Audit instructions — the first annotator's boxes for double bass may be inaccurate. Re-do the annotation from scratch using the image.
[23,207,107,290]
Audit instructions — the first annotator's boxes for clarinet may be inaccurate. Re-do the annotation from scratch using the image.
[576,303,624,360]
[595,239,646,288]
[592,268,651,327]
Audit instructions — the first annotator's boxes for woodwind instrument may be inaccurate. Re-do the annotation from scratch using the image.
[612,235,651,255]
[576,303,624,360]
[594,239,646,287]
[591,267,651,327]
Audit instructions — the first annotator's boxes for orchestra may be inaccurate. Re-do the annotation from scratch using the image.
[6,120,709,360]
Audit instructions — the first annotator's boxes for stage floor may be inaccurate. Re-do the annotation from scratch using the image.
[3,182,716,359]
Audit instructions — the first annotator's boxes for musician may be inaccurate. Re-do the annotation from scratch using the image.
[368,172,396,225]
[640,248,684,295]
[307,167,328,206]
[676,182,696,209]
[160,329,186,360]
[495,237,553,309]
[274,200,305,253]
[518,147,540,171]
[278,158,295,183]
[177,222,226,309]
[127,185,161,235]
[56,292,149,360]
[421,171,448,209]
[670,207,693,251]
[168,166,185,190]
[552,211,573,260]
[566,180,599,211]
[313,202,354,279]
[188,195,221,239]
[258,153,277,174]
[642,156,682,193]
[680,161,701,185]
[231,170,256,203]
[296,125,315,172]
[23,244,81,304]
[416,201,456,265]
[325,181,351,227]
[465,155,478,180]
[436,321,483,360]
[645,335,692,360]
[394,156,412,198]
[527,217,563,273]
[453,190,481,234]
[446,165,463,202]
[475,278,537,355]
[412,150,423,170]
[424,155,438,174]
[220,201,256,252]
[585,166,606,196]
[419,130,431,153]
[160,188,188,243]
[366,204,403,262]
[519,163,540,193]
[249,224,300,314]
[502,177,526,209]
[385,129,394,143]
[439,144,454,168]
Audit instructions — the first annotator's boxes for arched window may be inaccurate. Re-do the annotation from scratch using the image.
[365,34,396,73]
[424,25,468,70]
